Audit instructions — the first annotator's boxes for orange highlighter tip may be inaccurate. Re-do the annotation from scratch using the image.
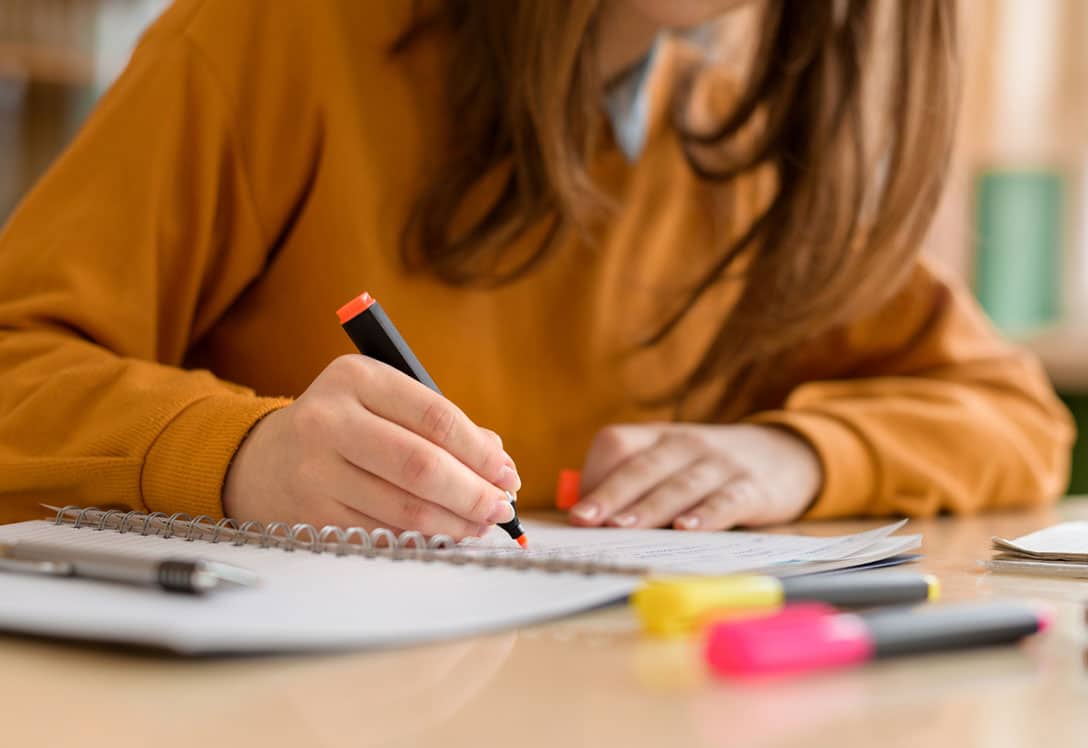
[516,535,529,549]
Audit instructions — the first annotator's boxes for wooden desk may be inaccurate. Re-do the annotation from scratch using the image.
[3,503,1087,748]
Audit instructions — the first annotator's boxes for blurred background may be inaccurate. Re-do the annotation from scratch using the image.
[1,0,1086,494]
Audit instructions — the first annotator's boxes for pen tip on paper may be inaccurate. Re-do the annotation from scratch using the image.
[516,535,529,549]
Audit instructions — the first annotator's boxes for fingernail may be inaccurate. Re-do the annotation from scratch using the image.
[676,515,701,530]
[496,465,521,492]
[570,503,599,521]
[487,497,516,524]
[609,514,637,528]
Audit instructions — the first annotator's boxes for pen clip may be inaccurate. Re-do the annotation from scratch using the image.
[0,556,74,578]
[199,561,259,588]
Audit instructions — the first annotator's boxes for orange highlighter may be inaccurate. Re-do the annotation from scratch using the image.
[337,292,528,547]
[556,469,582,510]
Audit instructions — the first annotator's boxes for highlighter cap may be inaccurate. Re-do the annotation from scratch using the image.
[336,292,377,325]
[704,604,874,677]
[555,469,581,510]
[632,576,784,636]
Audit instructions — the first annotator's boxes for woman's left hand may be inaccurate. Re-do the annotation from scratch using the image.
[568,423,823,531]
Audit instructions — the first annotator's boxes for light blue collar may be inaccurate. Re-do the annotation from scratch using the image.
[603,35,666,163]
[603,26,716,162]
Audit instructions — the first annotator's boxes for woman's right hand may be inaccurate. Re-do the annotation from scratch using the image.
[222,355,521,539]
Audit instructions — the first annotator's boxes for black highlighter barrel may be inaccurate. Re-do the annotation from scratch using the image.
[861,602,1046,659]
[339,294,441,394]
[780,573,936,608]
[337,292,528,546]
[498,493,526,545]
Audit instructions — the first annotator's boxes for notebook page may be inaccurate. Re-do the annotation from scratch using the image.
[468,519,913,576]
[758,534,922,576]
[992,522,1088,560]
[0,518,917,653]
[0,520,636,654]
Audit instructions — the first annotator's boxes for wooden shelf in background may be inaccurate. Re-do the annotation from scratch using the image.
[0,41,95,87]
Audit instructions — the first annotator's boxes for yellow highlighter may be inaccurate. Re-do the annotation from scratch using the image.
[632,572,940,636]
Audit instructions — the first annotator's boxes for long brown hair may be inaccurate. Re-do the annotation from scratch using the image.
[396,0,959,414]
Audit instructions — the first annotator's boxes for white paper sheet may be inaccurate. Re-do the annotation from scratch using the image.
[992,521,1088,560]
[469,519,917,576]
[0,518,918,653]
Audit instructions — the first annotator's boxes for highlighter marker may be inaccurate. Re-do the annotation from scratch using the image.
[704,601,1051,678]
[556,469,581,510]
[336,292,527,547]
[633,573,939,636]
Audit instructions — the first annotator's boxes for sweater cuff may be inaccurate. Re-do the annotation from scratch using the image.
[746,410,878,520]
[141,393,291,518]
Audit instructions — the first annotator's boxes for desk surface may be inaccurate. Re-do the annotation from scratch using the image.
[4,503,1087,748]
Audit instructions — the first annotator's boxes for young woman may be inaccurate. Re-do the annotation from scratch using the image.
[0,1,1073,538]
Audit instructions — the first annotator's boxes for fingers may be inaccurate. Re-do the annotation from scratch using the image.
[569,424,775,532]
[571,432,706,527]
[673,477,765,532]
[296,490,393,536]
[579,424,662,493]
[617,457,738,529]
[332,405,515,528]
[298,452,485,541]
[332,458,491,541]
[480,428,503,451]
[336,356,520,492]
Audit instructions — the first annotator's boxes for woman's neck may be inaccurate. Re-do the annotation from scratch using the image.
[596,2,662,83]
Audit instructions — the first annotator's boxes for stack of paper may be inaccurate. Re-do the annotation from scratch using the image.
[986,522,1088,578]
[468,519,921,577]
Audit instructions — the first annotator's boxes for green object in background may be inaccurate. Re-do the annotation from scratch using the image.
[973,169,1063,333]
[1061,394,1088,497]
[973,170,1085,497]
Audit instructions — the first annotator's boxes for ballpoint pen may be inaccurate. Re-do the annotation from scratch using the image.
[0,542,258,594]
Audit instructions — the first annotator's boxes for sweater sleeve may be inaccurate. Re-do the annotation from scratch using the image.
[0,27,295,523]
[748,259,1075,519]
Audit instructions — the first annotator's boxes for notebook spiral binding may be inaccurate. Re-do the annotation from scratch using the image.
[49,505,647,577]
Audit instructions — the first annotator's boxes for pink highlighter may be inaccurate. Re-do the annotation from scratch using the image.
[704,601,1051,678]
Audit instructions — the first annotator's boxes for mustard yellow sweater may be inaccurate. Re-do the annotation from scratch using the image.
[0,0,1073,525]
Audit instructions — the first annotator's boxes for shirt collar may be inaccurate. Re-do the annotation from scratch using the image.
[603,25,716,163]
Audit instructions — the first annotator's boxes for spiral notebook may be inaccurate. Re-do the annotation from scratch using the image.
[0,506,920,654]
